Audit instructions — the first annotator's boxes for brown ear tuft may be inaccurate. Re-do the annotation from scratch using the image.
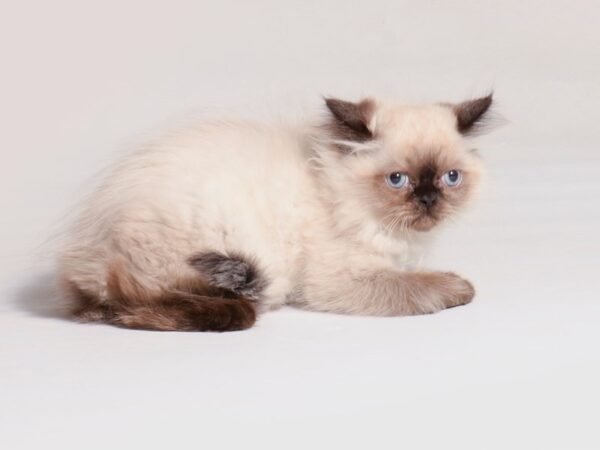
[324,97,375,143]
[453,93,493,135]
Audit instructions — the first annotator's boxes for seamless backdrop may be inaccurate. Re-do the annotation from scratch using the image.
[1,1,599,449]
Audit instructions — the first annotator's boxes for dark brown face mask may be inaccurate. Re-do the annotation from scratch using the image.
[413,166,440,210]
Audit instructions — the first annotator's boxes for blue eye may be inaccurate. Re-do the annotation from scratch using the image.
[442,170,462,187]
[386,172,409,189]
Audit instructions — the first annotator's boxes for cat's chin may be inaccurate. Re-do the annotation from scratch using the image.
[410,215,440,232]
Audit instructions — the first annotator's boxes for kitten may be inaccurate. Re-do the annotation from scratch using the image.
[58,94,494,331]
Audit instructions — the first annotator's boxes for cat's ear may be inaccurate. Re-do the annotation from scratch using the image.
[324,97,376,144]
[452,93,493,135]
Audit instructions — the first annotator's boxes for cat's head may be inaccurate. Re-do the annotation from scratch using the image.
[319,94,494,234]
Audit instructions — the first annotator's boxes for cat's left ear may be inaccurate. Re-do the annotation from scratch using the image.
[451,93,494,136]
[324,97,376,144]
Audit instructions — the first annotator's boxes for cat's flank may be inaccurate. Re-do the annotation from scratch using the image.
[59,94,494,331]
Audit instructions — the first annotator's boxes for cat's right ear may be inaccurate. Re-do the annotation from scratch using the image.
[451,93,494,136]
[324,97,376,146]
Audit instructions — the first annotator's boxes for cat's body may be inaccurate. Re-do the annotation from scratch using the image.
[59,95,494,331]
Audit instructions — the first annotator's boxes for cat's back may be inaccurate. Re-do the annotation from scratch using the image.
[59,119,318,300]
[106,119,309,194]
[80,119,314,220]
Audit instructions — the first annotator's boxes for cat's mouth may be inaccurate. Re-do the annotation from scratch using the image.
[411,211,440,231]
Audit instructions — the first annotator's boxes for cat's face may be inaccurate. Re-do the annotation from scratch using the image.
[322,95,492,233]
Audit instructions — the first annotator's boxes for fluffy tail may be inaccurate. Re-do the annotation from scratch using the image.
[111,294,256,332]
[67,252,264,332]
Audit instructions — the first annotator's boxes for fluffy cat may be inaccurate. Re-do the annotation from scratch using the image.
[58,94,494,331]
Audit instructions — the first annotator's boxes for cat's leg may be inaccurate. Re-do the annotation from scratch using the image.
[187,251,267,301]
[65,252,264,332]
[297,265,475,316]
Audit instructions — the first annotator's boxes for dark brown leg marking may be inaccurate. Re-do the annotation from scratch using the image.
[188,251,267,301]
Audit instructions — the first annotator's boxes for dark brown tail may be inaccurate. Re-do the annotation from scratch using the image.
[69,285,257,333]
[66,256,259,332]
[110,294,256,332]
[69,283,256,333]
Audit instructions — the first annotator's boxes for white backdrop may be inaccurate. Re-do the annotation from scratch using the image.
[1,1,599,449]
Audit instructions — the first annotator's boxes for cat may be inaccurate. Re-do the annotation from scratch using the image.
[58,93,494,332]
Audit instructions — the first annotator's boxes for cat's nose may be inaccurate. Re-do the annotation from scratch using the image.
[418,192,438,208]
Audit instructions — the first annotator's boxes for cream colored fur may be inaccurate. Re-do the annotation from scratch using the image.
[59,99,485,316]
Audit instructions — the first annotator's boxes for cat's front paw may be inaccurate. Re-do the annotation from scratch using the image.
[403,271,475,315]
[435,272,475,308]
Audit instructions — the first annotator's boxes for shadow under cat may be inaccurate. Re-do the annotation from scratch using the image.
[13,271,72,321]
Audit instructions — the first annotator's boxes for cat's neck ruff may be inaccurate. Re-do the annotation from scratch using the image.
[355,218,428,269]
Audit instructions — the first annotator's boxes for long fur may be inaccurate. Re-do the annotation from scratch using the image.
[58,95,493,331]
